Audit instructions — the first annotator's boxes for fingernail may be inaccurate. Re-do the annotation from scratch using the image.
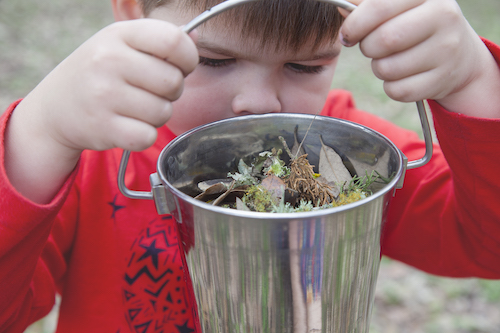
[339,32,352,47]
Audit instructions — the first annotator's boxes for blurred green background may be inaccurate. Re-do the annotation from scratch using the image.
[1,0,500,332]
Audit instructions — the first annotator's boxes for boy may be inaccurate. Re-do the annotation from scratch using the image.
[1,0,500,331]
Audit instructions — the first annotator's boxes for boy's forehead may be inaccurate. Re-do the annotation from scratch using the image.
[197,27,341,60]
[148,0,344,53]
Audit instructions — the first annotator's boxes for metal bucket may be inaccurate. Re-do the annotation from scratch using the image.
[118,0,433,331]
[119,113,432,333]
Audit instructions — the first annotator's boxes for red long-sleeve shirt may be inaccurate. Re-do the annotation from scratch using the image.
[1,40,500,333]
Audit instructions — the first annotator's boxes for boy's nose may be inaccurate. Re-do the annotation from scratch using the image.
[231,72,282,115]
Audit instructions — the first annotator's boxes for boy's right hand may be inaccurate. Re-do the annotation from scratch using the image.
[23,19,198,152]
[5,19,198,203]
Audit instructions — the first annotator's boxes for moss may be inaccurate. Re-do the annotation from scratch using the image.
[334,189,367,207]
[242,185,275,212]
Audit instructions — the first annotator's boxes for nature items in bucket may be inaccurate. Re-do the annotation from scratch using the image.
[193,125,392,213]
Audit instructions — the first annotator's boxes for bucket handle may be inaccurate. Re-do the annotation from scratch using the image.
[118,0,433,200]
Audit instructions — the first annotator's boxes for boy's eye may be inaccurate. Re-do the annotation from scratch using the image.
[286,63,325,74]
[199,56,235,68]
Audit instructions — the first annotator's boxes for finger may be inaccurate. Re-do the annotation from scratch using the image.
[109,116,159,151]
[370,37,441,82]
[371,54,430,84]
[337,8,351,18]
[187,28,199,44]
[121,49,186,101]
[112,84,174,128]
[382,68,444,102]
[359,3,436,59]
[340,0,423,47]
[118,19,199,76]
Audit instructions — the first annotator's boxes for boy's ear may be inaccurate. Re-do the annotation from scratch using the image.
[111,0,144,21]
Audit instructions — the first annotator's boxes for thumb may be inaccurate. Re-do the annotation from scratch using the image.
[337,0,363,17]
[179,25,199,44]
[188,29,198,45]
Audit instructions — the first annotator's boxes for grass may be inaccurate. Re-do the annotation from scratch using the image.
[0,1,112,111]
[1,0,499,332]
[370,258,500,333]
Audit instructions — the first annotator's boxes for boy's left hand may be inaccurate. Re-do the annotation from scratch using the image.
[340,0,500,118]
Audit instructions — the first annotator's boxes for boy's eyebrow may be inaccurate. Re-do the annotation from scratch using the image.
[196,41,341,61]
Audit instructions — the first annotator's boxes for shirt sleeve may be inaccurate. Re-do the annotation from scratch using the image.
[0,101,78,331]
[321,38,500,278]
[380,38,500,278]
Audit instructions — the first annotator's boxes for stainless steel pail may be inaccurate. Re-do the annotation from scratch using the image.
[118,112,432,332]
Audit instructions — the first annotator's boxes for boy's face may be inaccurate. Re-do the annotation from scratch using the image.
[149,4,341,136]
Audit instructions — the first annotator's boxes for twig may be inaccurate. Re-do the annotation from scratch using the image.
[279,136,294,159]
[293,108,322,160]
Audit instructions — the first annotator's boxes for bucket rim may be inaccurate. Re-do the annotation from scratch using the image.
[157,113,405,219]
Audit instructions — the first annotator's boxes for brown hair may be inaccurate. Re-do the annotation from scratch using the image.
[140,0,344,52]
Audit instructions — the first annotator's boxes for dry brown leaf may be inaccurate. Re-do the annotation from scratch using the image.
[260,174,286,204]
[318,136,352,191]
[197,179,232,192]
[350,149,391,180]
[236,197,251,211]
[212,180,236,206]
[194,182,228,201]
